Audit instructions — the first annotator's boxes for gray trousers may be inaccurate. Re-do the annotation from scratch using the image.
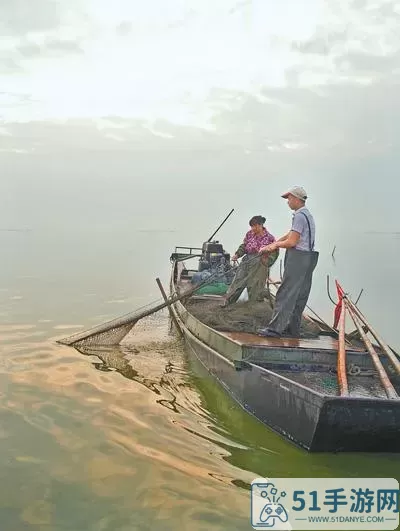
[267,248,319,335]
[225,254,269,304]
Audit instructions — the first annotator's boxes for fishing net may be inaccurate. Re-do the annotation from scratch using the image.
[58,316,139,348]
[184,298,321,337]
[57,251,317,348]
[57,257,235,347]
[56,298,171,348]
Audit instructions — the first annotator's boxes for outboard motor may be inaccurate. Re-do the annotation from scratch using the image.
[201,241,230,266]
[192,240,234,285]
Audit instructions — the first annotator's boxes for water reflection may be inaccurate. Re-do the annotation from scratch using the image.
[2,299,400,530]
[0,316,256,531]
[75,343,189,414]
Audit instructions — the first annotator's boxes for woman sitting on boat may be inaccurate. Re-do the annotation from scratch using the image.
[223,215,279,305]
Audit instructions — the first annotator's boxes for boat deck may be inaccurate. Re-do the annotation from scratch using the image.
[177,277,367,353]
[219,331,365,352]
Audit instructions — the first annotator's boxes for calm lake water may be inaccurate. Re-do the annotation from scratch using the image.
[1,225,400,531]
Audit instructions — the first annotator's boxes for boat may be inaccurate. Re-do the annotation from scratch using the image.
[168,239,400,453]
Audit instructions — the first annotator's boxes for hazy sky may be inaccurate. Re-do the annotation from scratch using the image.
[2,0,400,238]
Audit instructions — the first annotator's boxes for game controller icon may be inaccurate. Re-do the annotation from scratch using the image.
[251,481,289,528]
[259,502,288,527]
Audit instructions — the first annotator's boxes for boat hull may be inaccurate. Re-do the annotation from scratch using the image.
[180,315,400,452]
[170,261,400,452]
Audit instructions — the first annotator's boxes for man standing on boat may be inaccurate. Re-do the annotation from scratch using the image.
[257,186,319,338]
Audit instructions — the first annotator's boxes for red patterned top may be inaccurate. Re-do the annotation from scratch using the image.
[236,228,275,257]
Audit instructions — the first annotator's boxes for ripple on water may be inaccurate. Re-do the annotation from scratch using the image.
[0,314,255,530]
[53,324,85,330]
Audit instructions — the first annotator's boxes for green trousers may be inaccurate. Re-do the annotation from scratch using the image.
[225,254,269,304]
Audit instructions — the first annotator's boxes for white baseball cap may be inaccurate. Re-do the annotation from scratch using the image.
[281,186,307,201]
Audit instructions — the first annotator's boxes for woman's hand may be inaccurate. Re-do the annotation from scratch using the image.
[231,254,238,262]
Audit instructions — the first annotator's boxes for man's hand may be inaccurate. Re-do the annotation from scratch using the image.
[259,242,278,254]
[231,254,238,262]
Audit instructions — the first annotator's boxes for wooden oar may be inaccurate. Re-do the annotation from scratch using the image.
[337,302,349,396]
[345,299,398,400]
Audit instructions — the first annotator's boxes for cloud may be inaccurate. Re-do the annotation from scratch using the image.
[1,43,398,163]
[0,56,22,74]
[287,0,400,90]
[292,37,329,56]
[1,0,399,241]
[17,38,83,58]
[204,65,400,169]
[291,0,400,64]
[115,21,132,36]
[0,1,85,75]
[0,118,219,155]
[0,37,83,77]
[42,38,83,54]
[352,0,367,8]
[228,0,251,15]
[367,0,400,20]
[0,92,34,113]
[292,30,349,56]
[335,49,400,75]
[0,0,63,35]
[0,0,399,148]
[1,112,398,239]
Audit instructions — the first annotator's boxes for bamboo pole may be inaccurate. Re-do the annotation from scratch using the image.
[337,303,349,396]
[345,300,398,400]
[156,277,183,337]
[58,262,224,346]
[345,296,400,376]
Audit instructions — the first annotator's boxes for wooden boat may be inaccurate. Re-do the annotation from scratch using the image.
[169,242,400,453]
